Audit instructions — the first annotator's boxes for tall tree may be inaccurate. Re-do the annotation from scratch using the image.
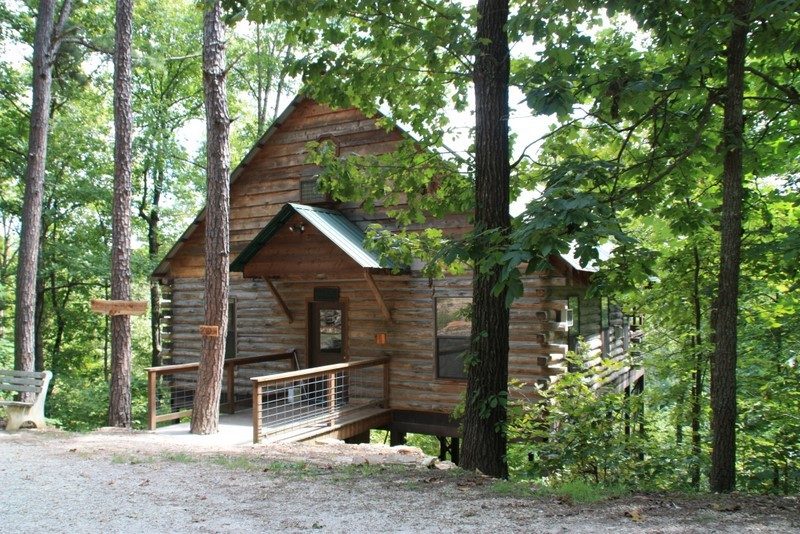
[13,0,72,388]
[108,0,134,427]
[191,0,231,434]
[460,0,511,478]
[511,0,798,490]
[710,0,753,492]
[226,0,512,472]
[133,0,204,368]
[229,21,293,137]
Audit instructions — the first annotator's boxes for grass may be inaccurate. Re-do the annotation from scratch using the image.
[537,479,631,503]
[489,477,633,503]
[161,452,196,463]
[490,479,537,498]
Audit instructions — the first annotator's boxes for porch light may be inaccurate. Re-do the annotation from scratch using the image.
[375,333,388,345]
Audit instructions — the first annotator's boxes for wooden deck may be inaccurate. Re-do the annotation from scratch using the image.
[152,405,389,445]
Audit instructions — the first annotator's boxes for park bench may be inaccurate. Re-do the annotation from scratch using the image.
[0,370,53,431]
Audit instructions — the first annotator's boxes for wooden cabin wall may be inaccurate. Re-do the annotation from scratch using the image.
[549,286,643,391]
[163,269,639,415]
[165,99,470,278]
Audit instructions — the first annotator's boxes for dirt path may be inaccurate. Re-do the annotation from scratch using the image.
[1,429,798,533]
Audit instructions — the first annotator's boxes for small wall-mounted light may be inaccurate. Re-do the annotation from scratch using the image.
[289,222,305,233]
[375,333,388,346]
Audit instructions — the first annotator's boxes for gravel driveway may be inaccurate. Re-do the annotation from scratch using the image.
[1,429,798,533]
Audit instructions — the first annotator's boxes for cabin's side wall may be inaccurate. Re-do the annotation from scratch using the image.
[548,285,643,391]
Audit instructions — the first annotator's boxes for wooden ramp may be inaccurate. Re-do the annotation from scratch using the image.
[261,406,390,444]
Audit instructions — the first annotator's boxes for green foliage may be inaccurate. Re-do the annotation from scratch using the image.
[0,337,12,369]
[307,137,472,226]
[536,479,630,504]
[47,371,150,431]
[508,362,644,486]
[404,432,440,457]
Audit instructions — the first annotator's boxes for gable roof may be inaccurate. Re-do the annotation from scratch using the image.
[230,203,388,272]
[152,94,309,278]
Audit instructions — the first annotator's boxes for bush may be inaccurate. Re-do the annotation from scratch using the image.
[46,371,150,431]
[507,349,670,489]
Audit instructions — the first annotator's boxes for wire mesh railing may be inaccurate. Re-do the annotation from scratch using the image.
[251,357,389,444]
[146,350,299,430]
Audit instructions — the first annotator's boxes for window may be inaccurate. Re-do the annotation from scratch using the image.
[225,299,236,359]
[319,308,343,351]
[567,296,581,353]
[300,177,328,204]
[601,296,610,357]
[435,297,472,379]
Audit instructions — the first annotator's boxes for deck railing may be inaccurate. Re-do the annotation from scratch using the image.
[146,350,299,430]
[251,357,389,444]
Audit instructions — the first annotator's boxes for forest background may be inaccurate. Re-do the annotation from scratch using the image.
[0,0,797,494]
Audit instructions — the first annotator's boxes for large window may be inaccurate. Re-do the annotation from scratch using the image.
[435,297,472,380]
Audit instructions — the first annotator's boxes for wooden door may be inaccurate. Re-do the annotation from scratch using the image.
[308,301,347,367]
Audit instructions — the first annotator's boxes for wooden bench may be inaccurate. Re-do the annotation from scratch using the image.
[0,370,53,431]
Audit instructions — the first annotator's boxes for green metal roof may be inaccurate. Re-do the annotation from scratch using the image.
[230,203,388,272]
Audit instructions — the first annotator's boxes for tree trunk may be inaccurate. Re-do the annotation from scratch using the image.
[710,0,752,493]
[146,170,163,367]
[14,0,60,393]
[690,244,704,489]
[460,0,511,478]
[34,274,45,372]
[108,0,134,428]
[191,0,230,435]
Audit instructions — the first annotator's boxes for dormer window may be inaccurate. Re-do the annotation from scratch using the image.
[301,135,340,205]
[300,176,328,204]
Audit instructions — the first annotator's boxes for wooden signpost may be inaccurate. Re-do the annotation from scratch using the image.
[90,299,148,316]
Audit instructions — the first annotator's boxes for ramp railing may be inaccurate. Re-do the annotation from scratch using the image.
[146,350,299,430]
[251,357,389,443]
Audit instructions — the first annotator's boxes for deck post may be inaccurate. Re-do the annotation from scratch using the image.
[327,372,336,424]
[252,380,262,443]
[226,364,236,414]
[382,360,390,409]
[147,370,157,430]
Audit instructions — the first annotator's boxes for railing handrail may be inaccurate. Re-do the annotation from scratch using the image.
[146,350,298,375]
[147,349,299,430]
[251,356,389,387]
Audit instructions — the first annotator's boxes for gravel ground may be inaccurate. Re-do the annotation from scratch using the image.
[1,428,798,533]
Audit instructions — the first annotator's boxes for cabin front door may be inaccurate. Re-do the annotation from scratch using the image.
[308,300,347,367]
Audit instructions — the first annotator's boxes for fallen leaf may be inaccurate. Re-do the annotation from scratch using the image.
[624,508,645,522]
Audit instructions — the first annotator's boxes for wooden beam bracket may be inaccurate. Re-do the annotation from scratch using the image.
[264,278,293,323]
[364,270,392,323]
[90,299,148,316]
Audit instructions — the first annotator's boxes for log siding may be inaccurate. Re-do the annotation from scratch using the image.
[156,96,642,429]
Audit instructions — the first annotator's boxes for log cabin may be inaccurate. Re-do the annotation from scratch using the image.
[151,96,644,454]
